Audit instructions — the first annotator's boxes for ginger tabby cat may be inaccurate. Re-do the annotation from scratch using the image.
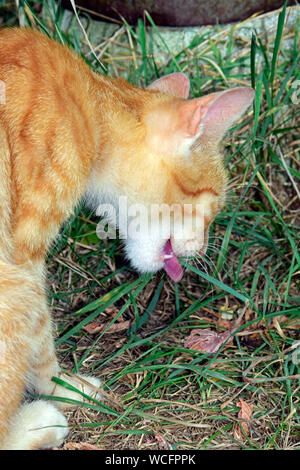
[0,27,254,449]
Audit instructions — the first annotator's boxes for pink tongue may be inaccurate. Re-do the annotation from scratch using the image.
[162,239,183,282]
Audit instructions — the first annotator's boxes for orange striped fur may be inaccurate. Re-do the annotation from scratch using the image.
[0,27,254,449]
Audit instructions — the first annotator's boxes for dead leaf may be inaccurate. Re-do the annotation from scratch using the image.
[83,320,130,334]
[145,438,154,445]
[154,435,172,450]
[184,328,233,353]
[105,307,124,322]
[272,315,300,332]
[233,400,253,440]
[64,442,102,450]
[217,317,233,330]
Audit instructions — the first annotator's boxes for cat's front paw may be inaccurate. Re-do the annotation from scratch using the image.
[2,401,69,450]
[51,373,102,409]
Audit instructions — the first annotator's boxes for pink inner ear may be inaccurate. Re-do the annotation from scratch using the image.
[188,104,209,136]
[176,95,217,137]
[200,87,255,138]
[177,87,254,140]
[147,73,190,99]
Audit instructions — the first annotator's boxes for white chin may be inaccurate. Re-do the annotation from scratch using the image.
[124,238,164,274]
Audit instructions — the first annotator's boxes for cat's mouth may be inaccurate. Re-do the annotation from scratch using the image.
[162,239,183,282]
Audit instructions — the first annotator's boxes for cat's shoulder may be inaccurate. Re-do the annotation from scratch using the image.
[0,27,72,58]
[0,26,48,44]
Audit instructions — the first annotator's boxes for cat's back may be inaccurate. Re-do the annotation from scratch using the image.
[0,28,76,158]
[0,27,96,146]
[0,27,86,89]
[0,28,75,70]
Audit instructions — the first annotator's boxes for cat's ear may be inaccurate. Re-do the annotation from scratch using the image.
[182,87,254,142]
[147,73,190,99]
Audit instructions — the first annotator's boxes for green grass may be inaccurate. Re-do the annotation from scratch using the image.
[3,0,299,450]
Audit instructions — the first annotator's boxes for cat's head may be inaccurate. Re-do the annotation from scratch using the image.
[87,73,254,281]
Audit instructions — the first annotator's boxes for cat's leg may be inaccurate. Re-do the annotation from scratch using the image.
[0,265,68,450]
[0,344,68,450]
[0,332,30,447]
[28,298,102,408]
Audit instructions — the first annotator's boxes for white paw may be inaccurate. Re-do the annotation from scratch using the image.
[3,401,69,450]
[51,373,102,408]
